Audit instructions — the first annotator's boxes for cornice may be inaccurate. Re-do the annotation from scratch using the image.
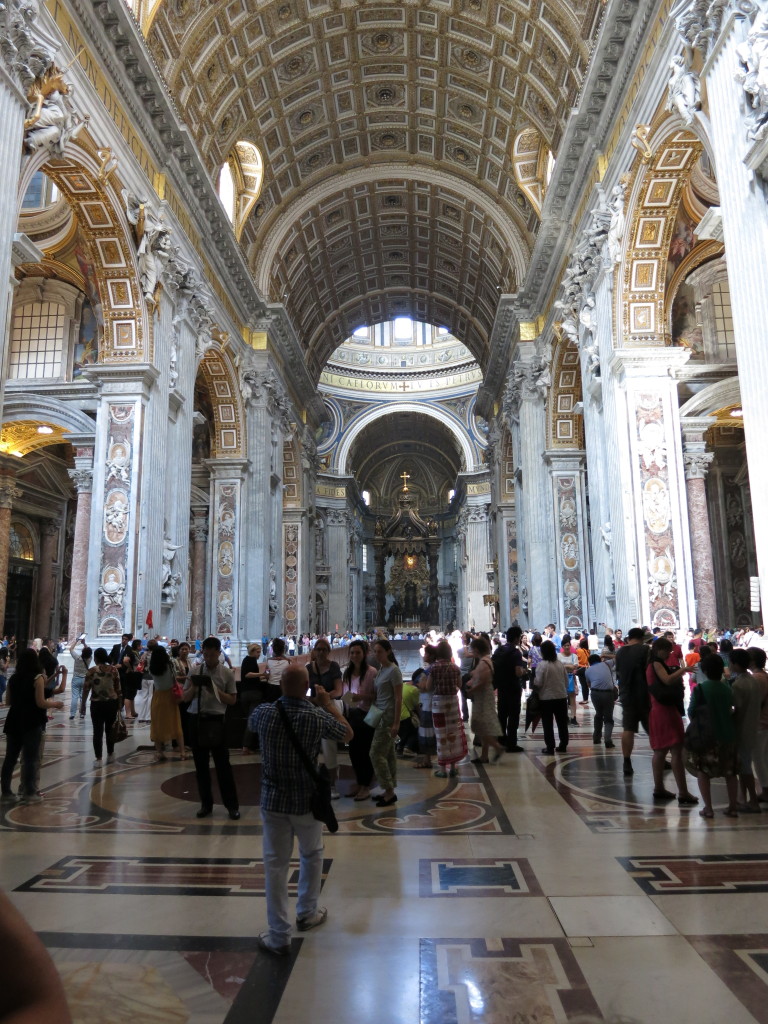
[474,296,520,420]
[517,0,661,315]
[57,0,267,324]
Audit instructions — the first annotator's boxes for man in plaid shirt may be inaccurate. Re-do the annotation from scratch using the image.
[252,664,352,955]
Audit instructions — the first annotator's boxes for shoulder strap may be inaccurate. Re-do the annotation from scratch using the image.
[276,700,321,785]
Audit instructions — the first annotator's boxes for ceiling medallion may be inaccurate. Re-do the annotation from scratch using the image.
[374,32,393,49]
[443,204,460,220]
[326,210,344,224]
[376,87,395,104]
[384,195,402,207]
[277,4,292,20]
[388,251,404,260]
[458,104,475,120]
[298,110,314,125]
[468,0,482,9]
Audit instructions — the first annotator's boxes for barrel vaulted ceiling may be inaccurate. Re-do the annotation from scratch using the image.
[147,0,602,377]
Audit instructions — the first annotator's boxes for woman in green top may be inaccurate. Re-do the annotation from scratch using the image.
[687,653,738,819]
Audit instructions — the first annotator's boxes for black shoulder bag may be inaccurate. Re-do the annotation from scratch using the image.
[684,686,715,753]
[276,701,338,833]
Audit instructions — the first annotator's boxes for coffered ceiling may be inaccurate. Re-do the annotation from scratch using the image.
[348,410,464,510]
[148,0,601,375]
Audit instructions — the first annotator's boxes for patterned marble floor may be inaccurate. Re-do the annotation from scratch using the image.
[3,705,768,1022]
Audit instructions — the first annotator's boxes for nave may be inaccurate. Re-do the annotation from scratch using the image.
[3,702,768,1023]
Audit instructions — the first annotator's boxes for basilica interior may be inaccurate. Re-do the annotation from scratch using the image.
[3,0,768,1021]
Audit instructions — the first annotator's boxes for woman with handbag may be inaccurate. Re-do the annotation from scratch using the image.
[149,644,187,762]
[369,639,403,806]
[647,637,698,805]
[80,648,122,767]
[342,639,377,801]
[307,639,343,799]
[2,649,64,803]
[466,636,505,764]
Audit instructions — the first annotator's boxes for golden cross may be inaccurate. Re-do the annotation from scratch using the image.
[400,470,410,492]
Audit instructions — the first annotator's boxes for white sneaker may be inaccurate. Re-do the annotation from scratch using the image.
[330,787,340,800]
[93,758,103,767]
[106,754,115,764]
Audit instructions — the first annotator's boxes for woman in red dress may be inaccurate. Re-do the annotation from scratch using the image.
[647,637,698,805]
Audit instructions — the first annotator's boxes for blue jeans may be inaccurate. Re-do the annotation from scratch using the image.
[261,809,324,947]
[1,725,43,795]
[70,675,85,717]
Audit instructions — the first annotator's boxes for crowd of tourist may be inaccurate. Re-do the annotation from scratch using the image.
[1,622,767,825]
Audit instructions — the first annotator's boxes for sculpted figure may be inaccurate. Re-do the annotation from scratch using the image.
[666,54,701,125]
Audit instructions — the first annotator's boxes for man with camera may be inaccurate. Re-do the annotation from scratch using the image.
[251,664,352,956]
[183,635,239,819]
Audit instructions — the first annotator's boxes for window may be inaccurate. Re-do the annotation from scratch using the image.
[362,489,371,505]
[219,162,235,223]
[712,279,735,360]
[21,172,59,211]
[9,302,65,379]
[354,326,370,340]
[9,524,35,561]
[362,544,368,572]
[448,488,455,502]
[394,316,413,341]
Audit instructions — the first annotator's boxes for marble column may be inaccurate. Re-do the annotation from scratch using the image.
[35,520,58,638]
[325,507,350,632]
[465,501,492,631]
[190,514,208,642]
[682,445,717,630]
[0,474,22,632]
[67,463,93,639]
[702,7,768,617]
[545,453,591,633]
[506,349,557,628]
[374,542,386,624]
[0,57,35,422]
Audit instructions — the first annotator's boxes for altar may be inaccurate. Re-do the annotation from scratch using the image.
[373,473,441,629]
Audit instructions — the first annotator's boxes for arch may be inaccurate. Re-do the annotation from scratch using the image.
[336,402,475,476]
[253,163,529,295]
[195,346,246,459]
[547,333,584,450]
[17,137,150,364]
[618,115,713,348]
[679,376,741,420]
[227,141,264,243]
[2,393,96,441]
[512,127,551,218]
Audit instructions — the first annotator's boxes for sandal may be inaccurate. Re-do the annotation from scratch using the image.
[723,808,739,818]
[449,768,458,777]
[353,789,371,801]
[434,770,449,778]
[699,808,714,819]
[652,790,676,801]
[677,794,699,805]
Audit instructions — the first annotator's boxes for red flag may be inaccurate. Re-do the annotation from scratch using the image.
[146,610,154,629]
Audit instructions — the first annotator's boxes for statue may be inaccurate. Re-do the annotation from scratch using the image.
[123,189,173,308]
[606,180,627,265]
[666,54,701,126]
[24,66,88,155]
[374,517,384,537]
[162,571,181,605]
[169,338,179,391]
[736,4,768,142]
[162,532,183,586]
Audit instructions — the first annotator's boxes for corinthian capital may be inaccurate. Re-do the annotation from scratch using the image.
[68,467,93,494]
[683,450,714,480]
[0,479,22,509]
[0,0,54,89]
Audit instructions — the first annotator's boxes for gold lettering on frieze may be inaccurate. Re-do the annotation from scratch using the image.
[466,482,491,495]
[316,485,346,498]
[319,368,482,393]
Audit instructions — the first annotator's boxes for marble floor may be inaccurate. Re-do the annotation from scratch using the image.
[3,704,768,1022]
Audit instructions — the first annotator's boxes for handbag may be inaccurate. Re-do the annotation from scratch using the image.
[171,680,184,703]
[684,688,715,753]
[526,689,541,717]
[110,714,128,744]
[648,665,683,706]
[276,700,338,833]
[363,705,384,728]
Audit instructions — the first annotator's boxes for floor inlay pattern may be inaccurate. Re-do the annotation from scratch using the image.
[15,855,332,897]
[687,935,768,1024]
[38,933,299,1024]
[0,753,513,836]
[419,937,603,1023]
[619,855,768,895]
[418,858,543,897]
[533,750,768,834]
